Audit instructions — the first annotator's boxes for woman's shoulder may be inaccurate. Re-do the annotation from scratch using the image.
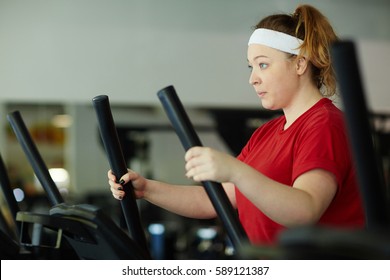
[305,98,344,125]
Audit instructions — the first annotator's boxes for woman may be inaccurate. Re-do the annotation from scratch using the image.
[108,4,365,245]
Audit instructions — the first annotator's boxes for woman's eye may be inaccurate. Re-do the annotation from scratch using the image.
[259,63,268,69]
[248,65,253,71]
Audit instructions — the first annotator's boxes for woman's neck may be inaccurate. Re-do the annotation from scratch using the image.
[283,88,323,130]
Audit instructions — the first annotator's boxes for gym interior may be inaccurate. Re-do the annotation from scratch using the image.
[1,0,390,261]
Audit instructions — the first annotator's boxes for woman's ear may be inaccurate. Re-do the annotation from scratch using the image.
[295,56,308,75]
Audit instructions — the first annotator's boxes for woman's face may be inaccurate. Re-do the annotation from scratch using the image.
[247,44,299,110]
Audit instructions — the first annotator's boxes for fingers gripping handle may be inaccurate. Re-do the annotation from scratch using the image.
[92,95,149,255]
[157,85,249,250]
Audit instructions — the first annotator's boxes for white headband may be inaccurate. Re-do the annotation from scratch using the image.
[248,28,303,55]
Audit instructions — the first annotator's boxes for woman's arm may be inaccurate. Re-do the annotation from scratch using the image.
[231,164,337,227]
[108,170,236,219]
[185,147,337,227]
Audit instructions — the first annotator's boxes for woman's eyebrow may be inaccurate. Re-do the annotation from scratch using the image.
[248,55,269,62]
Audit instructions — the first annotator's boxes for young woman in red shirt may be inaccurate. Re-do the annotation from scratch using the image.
[108,4,365,245]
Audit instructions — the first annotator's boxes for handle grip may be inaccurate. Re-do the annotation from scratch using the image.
[7,111,64,206]
[157,85,249,250]
[0,153,23,237]
[92,95,149,255]
[331,41,389,228]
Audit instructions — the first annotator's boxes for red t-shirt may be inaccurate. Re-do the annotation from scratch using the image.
[236,98,365,245]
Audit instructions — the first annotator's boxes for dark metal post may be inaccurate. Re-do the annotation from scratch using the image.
[92,95,150,255]
[7,111,64,206]
[0,153,22,237]
[157,85,249,250]
[331,41,389,229]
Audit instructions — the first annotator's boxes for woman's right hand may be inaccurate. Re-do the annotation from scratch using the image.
[107,169,147,200]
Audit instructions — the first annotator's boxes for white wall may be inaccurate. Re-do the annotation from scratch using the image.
[0,0,389,109]
[357,40,390,111]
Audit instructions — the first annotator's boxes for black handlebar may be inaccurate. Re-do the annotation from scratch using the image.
[92,95,149,255]
[157,85,249,250]
[7,111,64,206]
[331,41,390,229]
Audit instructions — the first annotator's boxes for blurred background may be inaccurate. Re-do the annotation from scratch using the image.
[0,0,389,259]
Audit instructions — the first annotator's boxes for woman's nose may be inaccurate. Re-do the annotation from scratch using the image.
[249,69,260,85]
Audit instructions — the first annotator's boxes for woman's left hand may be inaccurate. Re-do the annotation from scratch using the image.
[184,146,239,183]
